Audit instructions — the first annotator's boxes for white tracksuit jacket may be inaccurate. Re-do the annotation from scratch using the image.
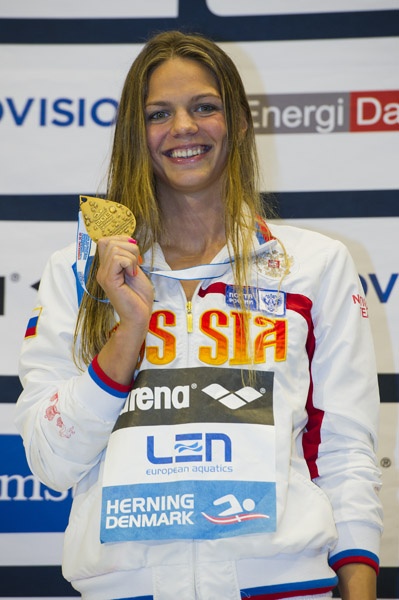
[15,222,383,600]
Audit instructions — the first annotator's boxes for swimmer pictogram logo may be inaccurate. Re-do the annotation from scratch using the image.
[201,383,263,410]
[201,493,270,526]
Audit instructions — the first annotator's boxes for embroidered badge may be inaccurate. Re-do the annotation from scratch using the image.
[225,285,286,316]
[256,247,293,279]
[258,290,285,316]
[225,285,257,311]
[24,306,42,339]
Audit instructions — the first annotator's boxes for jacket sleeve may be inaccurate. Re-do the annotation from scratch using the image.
[14,245,129,492]
[307,239,383,573]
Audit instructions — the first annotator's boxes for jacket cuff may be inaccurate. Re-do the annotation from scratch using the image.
[89,354,133,397]
[329,520,381,575]
[329,549,379,575]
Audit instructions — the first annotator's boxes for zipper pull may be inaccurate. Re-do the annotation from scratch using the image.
[186,300,193,333]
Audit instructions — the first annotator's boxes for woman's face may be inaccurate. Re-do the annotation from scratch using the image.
[145,57,228,198]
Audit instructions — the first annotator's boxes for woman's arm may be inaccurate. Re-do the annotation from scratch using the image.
[15,237,154,491]
[306,238,383,583]
[337,563,377,600]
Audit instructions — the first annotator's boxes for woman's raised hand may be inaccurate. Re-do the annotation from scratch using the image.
[96,236,154,329]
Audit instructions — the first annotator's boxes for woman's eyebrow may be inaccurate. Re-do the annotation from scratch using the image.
[145,93,222,108]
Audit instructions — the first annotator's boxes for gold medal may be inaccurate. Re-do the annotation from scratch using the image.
[79,195,136,242]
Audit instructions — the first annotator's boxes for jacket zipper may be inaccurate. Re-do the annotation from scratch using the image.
[186,300,193,333]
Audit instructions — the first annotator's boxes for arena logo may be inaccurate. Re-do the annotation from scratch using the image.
[248,90,399,134]
[0,97,118,127]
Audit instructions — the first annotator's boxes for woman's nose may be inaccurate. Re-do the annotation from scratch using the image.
[171,109,198,135]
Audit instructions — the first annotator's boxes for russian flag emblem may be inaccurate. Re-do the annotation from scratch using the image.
[24,306,42,339]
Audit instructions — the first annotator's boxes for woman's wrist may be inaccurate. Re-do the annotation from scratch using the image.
[337,563,377,600]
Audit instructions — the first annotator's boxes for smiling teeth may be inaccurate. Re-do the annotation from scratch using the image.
[169,147,206,158]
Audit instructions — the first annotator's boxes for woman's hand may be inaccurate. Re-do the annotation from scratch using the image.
[95,236,154,386]
[96,236,154,327]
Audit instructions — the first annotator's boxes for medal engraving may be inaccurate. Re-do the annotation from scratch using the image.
[79,195,136,242]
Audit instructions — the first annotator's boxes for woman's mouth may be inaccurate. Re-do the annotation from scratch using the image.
[165,145,211,159]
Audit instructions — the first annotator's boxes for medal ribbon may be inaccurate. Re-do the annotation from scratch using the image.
[145,261,233,281]
[76,213,277,300]
[76,211,110,303]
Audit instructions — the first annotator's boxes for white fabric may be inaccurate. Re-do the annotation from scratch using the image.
[15,223,383,599]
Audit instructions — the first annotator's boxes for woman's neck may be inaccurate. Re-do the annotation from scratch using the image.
[158,191,226,267]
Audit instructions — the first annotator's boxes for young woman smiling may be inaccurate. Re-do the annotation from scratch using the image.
[16,31,382,600]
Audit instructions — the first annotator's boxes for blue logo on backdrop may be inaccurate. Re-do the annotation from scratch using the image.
[0,435,72,533]
[0,97,118,127]
[360,273,399,303]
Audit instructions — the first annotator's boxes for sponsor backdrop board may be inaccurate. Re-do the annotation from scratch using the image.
[0,2,398,599]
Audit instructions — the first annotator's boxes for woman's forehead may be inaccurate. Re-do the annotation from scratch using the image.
[146,58,220,102]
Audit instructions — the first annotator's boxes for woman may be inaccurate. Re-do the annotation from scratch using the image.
[15,31,383,600]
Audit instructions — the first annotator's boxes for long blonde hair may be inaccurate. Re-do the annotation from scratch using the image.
[74,30,270,366]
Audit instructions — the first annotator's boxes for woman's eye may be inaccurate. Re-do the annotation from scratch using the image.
[197,104,216,114]
[147,110,168,121]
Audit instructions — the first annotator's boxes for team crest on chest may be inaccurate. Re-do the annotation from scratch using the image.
[256,247,293,279]
[258,290,285,314]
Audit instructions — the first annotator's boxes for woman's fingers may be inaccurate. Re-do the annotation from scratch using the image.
[94,235,154,323]
[97,236,142,280]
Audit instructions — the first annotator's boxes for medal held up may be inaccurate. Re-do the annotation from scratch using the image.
[79,195,136,242]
